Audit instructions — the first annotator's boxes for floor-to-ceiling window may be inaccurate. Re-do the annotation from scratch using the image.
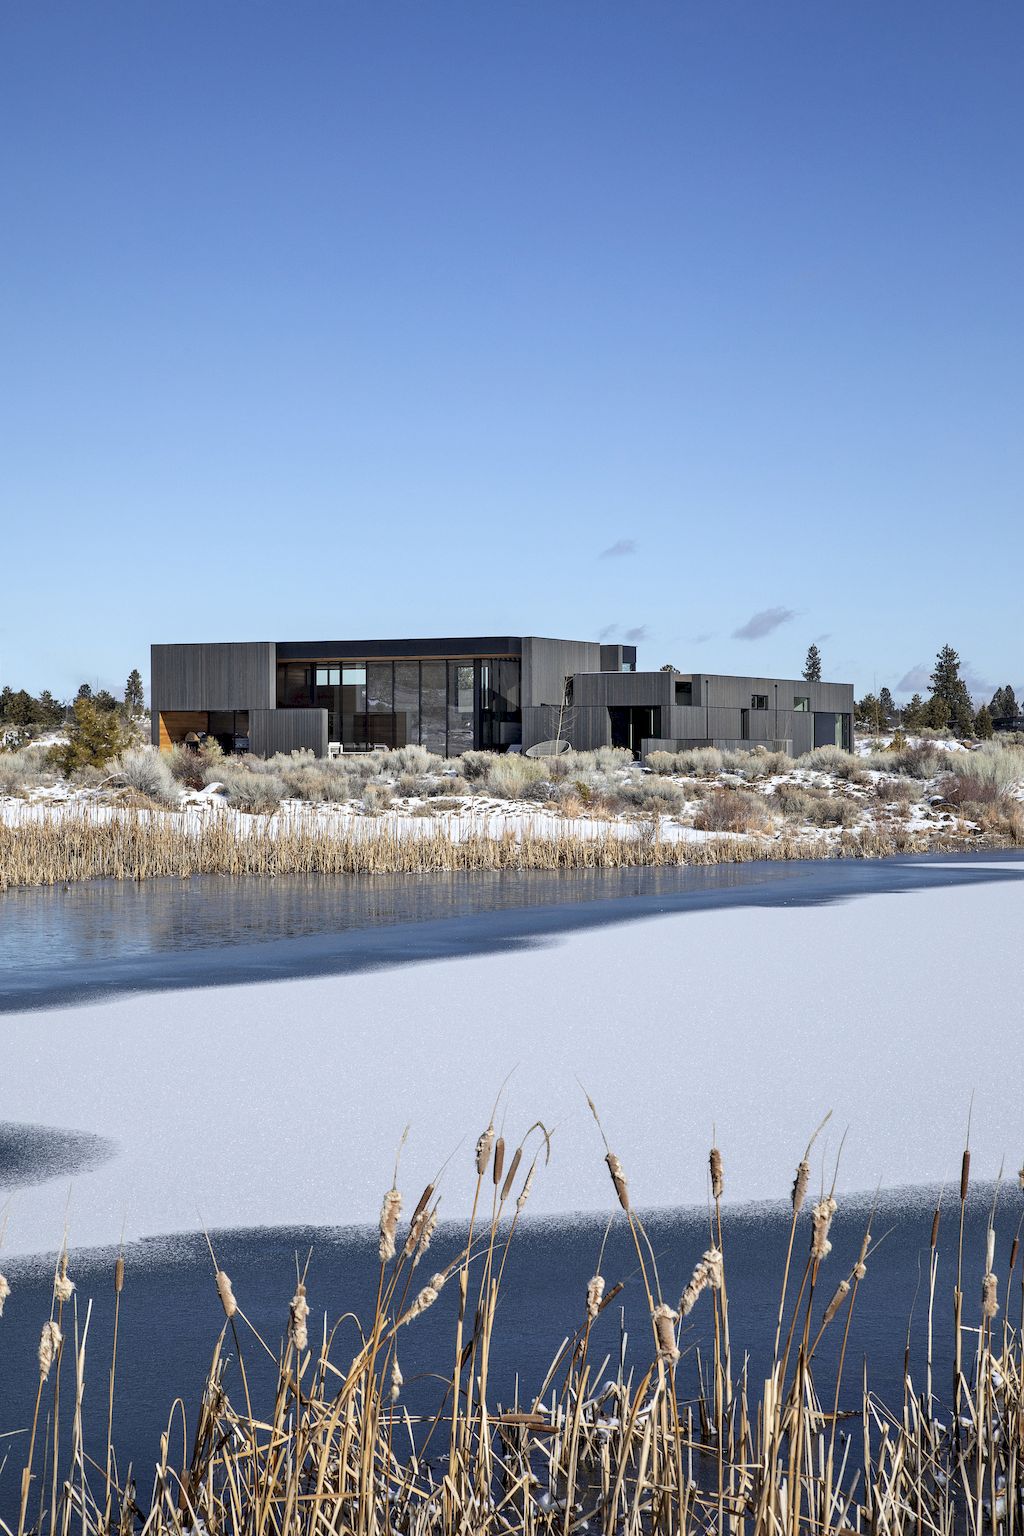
[274,657,522,755]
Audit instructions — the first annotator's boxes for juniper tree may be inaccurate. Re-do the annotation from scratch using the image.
[878,687,896,724]
[802,644,822,682]
[903,694,925,729]
[50,697,130,776]
[990,685,1017,722]
[974,704,994,740]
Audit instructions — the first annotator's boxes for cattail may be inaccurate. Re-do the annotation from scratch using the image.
[585,1275,605,1321]
[475,1126,495,1177]
[493,1137,505,1186]
[516,1164,536,1215]
[289,1283,310,1352]
[854,1261,867,1281]
[1018,1165,1024,1192]
[960,1150,970,1202]
[810,1196,838,1261]
[404,1272,446,1323]
[379,1187,402,1263]
[986,1226,996,1275]
[710,1147,724,1201]
[823,1280,850,1326]
[0,1273,10,1317]
[652,1303,680,1365]
[792,1160,810,1214]
[216,1270,237,1319]
[390,1357,403,1403]
[404,1206,437,1265]
[114,1256,125,1294]
[680,1248,723,1316]
[500,1147,522,1203]
[982,1273,999,1320]
[930,1205,941,1249]
[54,1267,75,1305]
[605,1151,630,1212]
[38,1319,62,1379]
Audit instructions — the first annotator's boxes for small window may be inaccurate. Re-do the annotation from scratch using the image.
[793,695,810,712]
[751,694,768,710]
[316,667,341,687]
[675,681,693,705]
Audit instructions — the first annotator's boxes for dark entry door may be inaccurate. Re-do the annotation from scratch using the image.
[608,706,661,757]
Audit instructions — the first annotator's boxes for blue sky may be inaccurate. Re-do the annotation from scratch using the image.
[2,3,1021,701]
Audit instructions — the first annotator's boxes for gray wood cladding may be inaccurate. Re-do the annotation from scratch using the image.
[249,708,328,758]
[151,643,276,713]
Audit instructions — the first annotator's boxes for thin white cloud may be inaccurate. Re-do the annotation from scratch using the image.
[599,539,637,559]
[895,665,930,694]
[732,607,795,641]
[624,625,647,642]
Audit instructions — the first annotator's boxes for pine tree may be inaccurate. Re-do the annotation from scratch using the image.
[878,687,895,723]
[1005,685,1018,719]
[8,689,36,727]
[925,695,950,731]
[124,668,145,716]
[928,645,974,737]
[50,697,130,775]
[974,704,994,740]
[856,693,881,729]
[802,644,822,682]
[990,685,1017,722]
[35,690,64,728]
[76,682,93,701]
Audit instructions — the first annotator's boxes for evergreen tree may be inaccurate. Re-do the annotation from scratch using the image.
[50,697,130,775]
[93,688,119,713]
[1005,685,1018,719]
[659,663,678,673]
[974,704,994,740]
[903,694,925,729]
[76,682,93,701]
[802,644,822,682]
[925,695,950,731]
[7,689,36,727]
[35,690,64,727]
[928,645,974,737]
[878,686,895,723]
[0,686,14,720]
[856,693,882,730]
[990,685,1018,722]
[124,668,145,716]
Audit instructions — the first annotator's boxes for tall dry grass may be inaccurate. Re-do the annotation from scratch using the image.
[0,807,948,890]
[2,1114,1021,1536]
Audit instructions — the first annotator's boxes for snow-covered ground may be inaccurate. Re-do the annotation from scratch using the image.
[2,870,1021,1259]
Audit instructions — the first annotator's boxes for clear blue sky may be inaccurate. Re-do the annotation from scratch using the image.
[2,3,1021,702]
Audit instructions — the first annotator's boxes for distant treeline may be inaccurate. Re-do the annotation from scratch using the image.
[0,670,145,729]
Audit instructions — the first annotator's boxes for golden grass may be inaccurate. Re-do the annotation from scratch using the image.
[2,1113,1020,1536]
[0,806,978,890]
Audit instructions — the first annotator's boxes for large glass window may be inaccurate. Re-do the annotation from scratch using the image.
[394,663,419,749]
[447,662,475,756]
[341,666,366,747]
[420,663,447,755]
[277,664,312,709]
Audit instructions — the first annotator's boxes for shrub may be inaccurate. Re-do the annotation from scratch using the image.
[669,747,724,778]
[887,743,952,779]
[946,743,1023,795]
[771,784,816,817]
[0,744,56,795]
[941,776,1002,809]
[644,751,679,775]
[593,745,635,772]
[387,744,438,775]
[362,783,394,814]
[694,788,770,833]
[804,795,861,828]
[111,747,181,806]
[615,778,687,813]
[874,777,923,805]
[797,745,861,778]
[215,765,285,811]
[485,755,550,798]
[457,750,494,781]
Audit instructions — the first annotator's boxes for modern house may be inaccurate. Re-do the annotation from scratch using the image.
[151,637,854,760]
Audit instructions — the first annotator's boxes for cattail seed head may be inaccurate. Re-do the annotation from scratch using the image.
[500,1148,522,1203]
[516,1164,536,1215]
[38,1319,62,1379]
[475,1126,495,1177]
[379,1187,402,1263]
[652,1303,679,1365]
[585,1275,605,1321]
[823,1280,850,1326]
[709,1147,724,1201]
[960,1150,970,1203]
[289,1283,310,1352]
[680,1248,723,1317]
[854,1261,867,1281]
[114,1257,125,1295]
[605,1151,630,1212]
[404,1206,437,1265]
[930,1206,940,1250]
[810,1196,838,1262]
[54,1269,75,1305]
[390,1357,403,1403]
[982,1273,999,1320]
[216,1270,237,1319]
[792,1160,810,1214]
[493,1137,505,1186]
[0,1273,10,1316]
[405,1272,446,1324]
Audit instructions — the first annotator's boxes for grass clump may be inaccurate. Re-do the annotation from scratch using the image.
[694,787,770,833]
[110,747,181,807]
[0,743,56,796]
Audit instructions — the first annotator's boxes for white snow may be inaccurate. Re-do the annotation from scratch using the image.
[2,872,1021,1260]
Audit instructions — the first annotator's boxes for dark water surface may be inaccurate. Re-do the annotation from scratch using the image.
[2,851,1023,1012]
[0,1189,1014,1517]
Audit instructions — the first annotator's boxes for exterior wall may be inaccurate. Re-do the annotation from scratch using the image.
[151,642,275,745]
[521,638,602,710]
[523,704,611,752]
[249,708,328,759]
[571,670,674,713]
[671,675,853,756]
